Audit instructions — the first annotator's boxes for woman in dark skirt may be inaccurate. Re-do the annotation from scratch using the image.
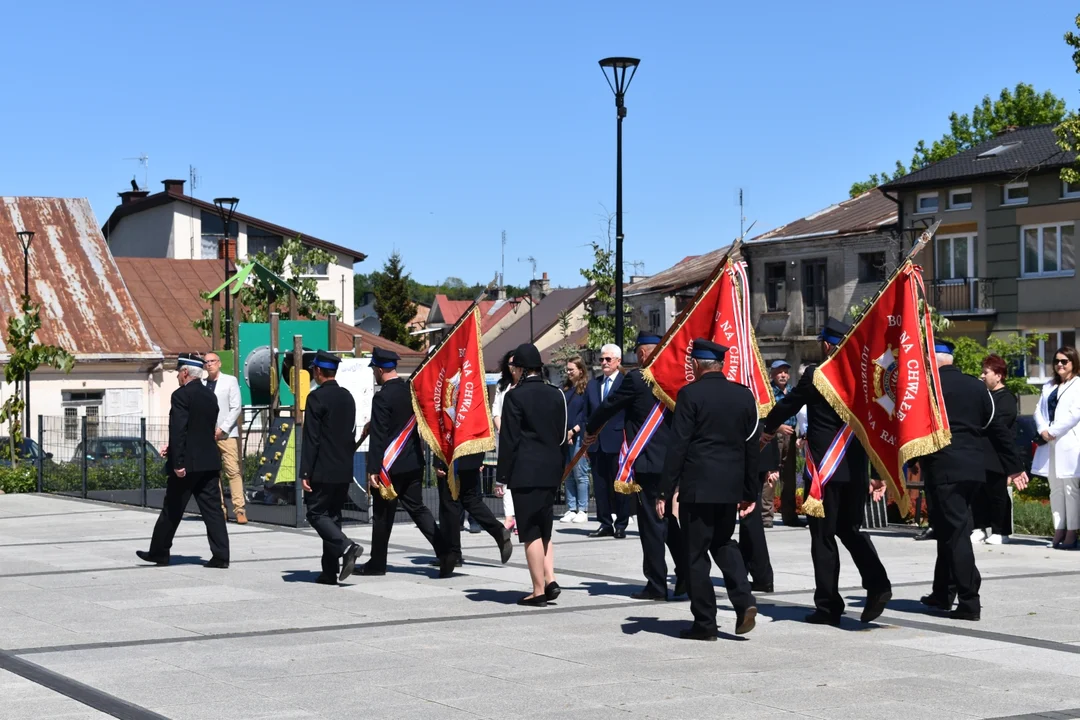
[973,354,1018,544]
[496,343,568,607]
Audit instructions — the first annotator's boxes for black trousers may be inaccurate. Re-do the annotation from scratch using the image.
[808,480,890,616]
[972,471,1012,536]
[636,474,686,596]
[438,468,506,559]
[778,433,800,522]
[739,482,774,586]
[682,502,754,634]
[369,470,444,570]
[306,482,352,577]
[928,480,981,612]
[149,470,229,561]
[591,450,632,532]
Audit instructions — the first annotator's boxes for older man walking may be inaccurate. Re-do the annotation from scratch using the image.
[203,352,247,524]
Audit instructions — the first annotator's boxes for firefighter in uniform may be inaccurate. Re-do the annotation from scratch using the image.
[435,450,514,577]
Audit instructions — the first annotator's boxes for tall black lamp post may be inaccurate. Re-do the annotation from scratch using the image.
[16,230,35,439]
[508,296,534,343]
[213,197,240,350]
[598,56,639,351]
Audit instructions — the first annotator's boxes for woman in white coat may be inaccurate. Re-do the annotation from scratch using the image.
[1033,345,1080,549]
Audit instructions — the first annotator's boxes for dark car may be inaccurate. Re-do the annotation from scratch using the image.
[72,436,160,465]
[0,437,51,465]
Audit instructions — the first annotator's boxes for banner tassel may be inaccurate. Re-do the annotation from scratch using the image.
[801,495,824,519]
[378,483,398,501]
[614,481,641,495]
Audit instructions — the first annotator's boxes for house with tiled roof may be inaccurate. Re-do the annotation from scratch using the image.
[483,286,595,372]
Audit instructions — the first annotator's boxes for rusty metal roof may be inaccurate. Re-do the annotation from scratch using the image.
[0,197,160,361]
[746,189,897,244]
[624,245,734,297]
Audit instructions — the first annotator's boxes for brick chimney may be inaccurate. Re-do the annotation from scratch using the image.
[118,190,149,205]
[529,271,551,302]
[162,179,186,195]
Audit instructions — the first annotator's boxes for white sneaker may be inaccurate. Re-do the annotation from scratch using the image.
[628,516,636,525]
[573,511,588,523]
[984,534,1010,545]
[559,510,577,523]
[971,528,988,544]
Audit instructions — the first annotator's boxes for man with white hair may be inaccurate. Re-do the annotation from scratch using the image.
[137,353,230,568]
[584,343,631,538]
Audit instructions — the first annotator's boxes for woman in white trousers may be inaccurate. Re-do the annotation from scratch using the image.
[1033,346,1080,549]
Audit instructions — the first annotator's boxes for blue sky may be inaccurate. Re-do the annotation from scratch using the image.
[3,1,1080,291]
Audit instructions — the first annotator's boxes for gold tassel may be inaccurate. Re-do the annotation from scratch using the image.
[378,483,398,501]
[448,464,460,502]
[614,481,642,495]
[801,495,825,519]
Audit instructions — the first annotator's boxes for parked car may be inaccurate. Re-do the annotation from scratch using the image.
[0,437,51,465]
[72,437,160,465]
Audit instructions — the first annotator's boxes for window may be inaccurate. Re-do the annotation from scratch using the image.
[802,259,828,332]
[857,252,886,283]
[1063,180,1080,199]
[63,407,78,441]
[1003,182,1029,205]
[246,225,283,258]
[948,188,972,210]
[915,192,939,214]
[1025,330,1077,381]
[200,210,239,259]
[977,142,1020,159]
[764,262,787,311]
[297,255,330,277]
[648,308,662,332]
[1021,223,1075,277]
[935,235,977,279]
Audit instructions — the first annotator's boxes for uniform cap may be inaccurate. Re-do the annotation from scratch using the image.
[510,343,543,369]
[177,352,204,370]
[634,331,662,348]
[689,338,728,361]
[309,349,341,371]
[819,317,851,345]
[934,340,955,354]
[369,347,400,369]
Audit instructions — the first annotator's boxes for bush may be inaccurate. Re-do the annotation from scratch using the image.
[1017,475,1050,500]
[0,465,36,493]
[42,459,167,493]
[1013,497,1053,536]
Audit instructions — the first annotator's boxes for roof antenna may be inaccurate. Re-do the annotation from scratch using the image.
[124,153,149,191]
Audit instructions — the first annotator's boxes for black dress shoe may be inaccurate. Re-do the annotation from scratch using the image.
[751,580,774,593]
[544,581,561,601]
[466,524,482,534]
[735,606,758,635]
[359,561,386,576]
[517,594,548,607]
[679,627,717,642]
[499,530,513,564]
[948,608,980,621]
[673,577,688,597]
[804,610,842,626]
[914,527,934,541]
[630,590,667,601]
[588,527,615,538]
[428,556,464,567]
[613,529,627,539]
[920,593,954,610]
[315,574,339,586]
[861,590,892,623]
[204,557,229,569]
[439,554,456,579]
[135,550,169,566]
[339,543,363,582]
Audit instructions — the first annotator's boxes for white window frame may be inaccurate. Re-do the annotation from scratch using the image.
[1063,180,1080,200]
[1024,329,1078,384]
[1020,222,1075,278]
[915,192,939,214]
[947,188,973,211]
[1003,182,1029,205]
[935,234,977,280]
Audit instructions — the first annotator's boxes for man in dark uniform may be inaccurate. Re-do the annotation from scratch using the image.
[138,353,230,568]
[584,331,686,601]
[435,450,513,577]
[659,339,758,640]
[300,350,363,585]
[741,433,776,593]
[584,344,631,538]
[761,317,891,625]
[917,341,1026,621]
[363,347,447,576]
[769,359,805,528]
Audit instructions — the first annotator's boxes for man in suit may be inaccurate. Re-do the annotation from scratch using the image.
[300,350,363,585]
[761,317,891,626]
[585,331,686,600]
[137,353,229,568]
[202,352,247,524]
[363,347,448,575]
[584,343,631,538]
[917,341,1027,621]
[658,339,758,640]
[436,450,513,577]
[497,343,567,606]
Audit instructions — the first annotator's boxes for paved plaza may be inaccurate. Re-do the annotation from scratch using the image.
[0,494,1078,720]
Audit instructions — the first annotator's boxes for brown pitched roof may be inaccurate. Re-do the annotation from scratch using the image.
[747,189,898,244]
[102,185,366,262]
[0,197,159,360]
[483,286,595,372]
[624,245,734,297]
[332,320,423,358]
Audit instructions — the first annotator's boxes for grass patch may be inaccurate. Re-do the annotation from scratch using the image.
[1013,498,1053,537]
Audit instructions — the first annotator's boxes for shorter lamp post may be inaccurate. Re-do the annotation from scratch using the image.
[508,296,534,343]
[213,197,240,350]
[16,231,35,439]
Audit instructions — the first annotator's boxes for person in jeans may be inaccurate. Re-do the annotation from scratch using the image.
[560,355,591,523]
[768,360,802,528]
[203,352,246,524]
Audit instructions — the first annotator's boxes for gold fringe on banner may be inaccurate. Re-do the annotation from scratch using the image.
[378,483,398,501]
[801,495,825,519]
[614,480,642,495]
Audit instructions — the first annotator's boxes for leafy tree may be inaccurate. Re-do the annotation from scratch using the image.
[373,252,421,349]
[1057,14,1080,185]
[851,83,1068,197]
[194,236,338,337]
[0,297,74,466]
[950,333,1044,397]
[354,272,526,308]
[548,310,582,366]
[580,240,636,353]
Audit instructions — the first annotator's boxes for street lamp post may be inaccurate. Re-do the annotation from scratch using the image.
[508,297,534,343]
[16,231,35,439]
[599,56,640,352]
[213,197,240,350]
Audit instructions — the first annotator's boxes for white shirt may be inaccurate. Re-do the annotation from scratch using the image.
[204,373,242,439]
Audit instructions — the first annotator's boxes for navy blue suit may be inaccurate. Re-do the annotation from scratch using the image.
[584,372,631,532]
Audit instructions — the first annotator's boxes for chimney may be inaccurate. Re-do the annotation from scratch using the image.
[118,190,149,205]
[996,125,1020,136]
[162,179,186,195]
[529,271,551,302]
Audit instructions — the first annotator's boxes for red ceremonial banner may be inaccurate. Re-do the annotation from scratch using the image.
[410,307,495,500]
[811,262,951,517]
[643,254,773,417]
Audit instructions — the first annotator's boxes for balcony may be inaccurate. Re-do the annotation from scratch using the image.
[927,277,995,317]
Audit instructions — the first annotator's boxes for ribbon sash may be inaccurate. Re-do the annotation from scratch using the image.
[803,424,854,507]
[378,416,417,491]
[615,402,667,490]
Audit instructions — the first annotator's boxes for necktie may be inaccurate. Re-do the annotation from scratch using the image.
[603,377,611,401]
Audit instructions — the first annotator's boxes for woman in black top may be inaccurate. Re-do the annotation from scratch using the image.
[973,354,1017,545]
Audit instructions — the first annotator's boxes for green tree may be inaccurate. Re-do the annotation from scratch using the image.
[851,83,1068,197]
[194,236,338,336]
[0,297,74,466]
[373,252,421,349]
[580,240,636,353]
[950,333,1044,397]
[1057,14,1080,185]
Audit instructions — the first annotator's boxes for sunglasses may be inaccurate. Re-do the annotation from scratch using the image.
[600,357,617,363]
[1055,358,1071,366]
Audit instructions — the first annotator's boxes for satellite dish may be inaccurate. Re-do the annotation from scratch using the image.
[359,315,382,335]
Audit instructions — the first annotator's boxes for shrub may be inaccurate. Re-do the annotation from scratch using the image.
[1017,475,1050,500]
[0,465,36,493]
[1013,497,1053,537]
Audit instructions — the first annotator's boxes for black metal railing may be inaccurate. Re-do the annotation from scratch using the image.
[928,277,995,316]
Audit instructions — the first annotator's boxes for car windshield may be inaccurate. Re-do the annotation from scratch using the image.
[0,438,37,459]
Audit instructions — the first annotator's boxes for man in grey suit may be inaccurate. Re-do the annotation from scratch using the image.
[203,352,246,524]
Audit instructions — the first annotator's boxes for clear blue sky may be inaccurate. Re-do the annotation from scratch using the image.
[2,1,1079,291]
